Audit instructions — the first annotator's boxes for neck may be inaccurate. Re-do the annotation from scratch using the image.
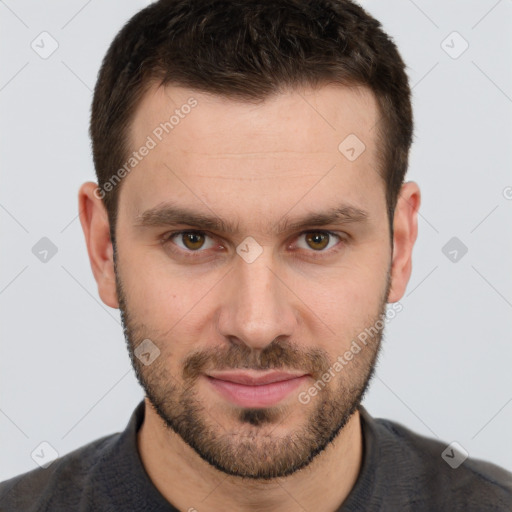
[137,398,363,512]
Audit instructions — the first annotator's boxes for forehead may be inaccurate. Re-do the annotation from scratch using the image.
[120,82,385,228]
[129,82,379,158]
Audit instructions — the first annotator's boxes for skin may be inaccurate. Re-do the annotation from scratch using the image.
[79,83,420,511]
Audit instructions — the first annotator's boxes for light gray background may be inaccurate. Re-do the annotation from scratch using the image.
[1,0,511,481]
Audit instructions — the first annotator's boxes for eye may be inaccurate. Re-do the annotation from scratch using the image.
[162,229,345,260]
[167,231,217,252]
[294,231,342,252]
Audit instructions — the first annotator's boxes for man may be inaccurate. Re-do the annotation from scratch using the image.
[1,0,511,510]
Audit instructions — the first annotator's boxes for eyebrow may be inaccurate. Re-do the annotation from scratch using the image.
[134,202,369,235]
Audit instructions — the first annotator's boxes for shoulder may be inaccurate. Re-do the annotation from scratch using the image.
[369,411,512,510]
[0,433,119,512]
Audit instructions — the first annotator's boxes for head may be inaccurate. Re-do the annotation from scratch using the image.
[80,0,420,479]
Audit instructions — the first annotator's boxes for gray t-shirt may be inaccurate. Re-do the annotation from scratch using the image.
[1,400,511,511]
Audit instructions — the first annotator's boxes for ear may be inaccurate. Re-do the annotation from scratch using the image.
[78,182,119,309]
[387,181,421,303]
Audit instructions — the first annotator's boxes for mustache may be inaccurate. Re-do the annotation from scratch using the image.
[182,338,331,381]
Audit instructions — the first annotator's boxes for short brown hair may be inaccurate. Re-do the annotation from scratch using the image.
[90,0,413,240]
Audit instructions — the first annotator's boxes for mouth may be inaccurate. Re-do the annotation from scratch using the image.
[204,370,310,408]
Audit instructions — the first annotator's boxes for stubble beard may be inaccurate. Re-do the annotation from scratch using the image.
[115,254,390,479]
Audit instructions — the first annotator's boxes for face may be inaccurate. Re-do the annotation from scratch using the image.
[113,83,393,479]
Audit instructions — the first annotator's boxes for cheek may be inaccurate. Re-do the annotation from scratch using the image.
[295,261,388,353]
[118,243,185,313]
[300,254,388,312]
[119,256,223,347]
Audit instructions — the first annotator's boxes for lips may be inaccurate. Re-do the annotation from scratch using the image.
[205,371,310,408]
[206,370,307,386]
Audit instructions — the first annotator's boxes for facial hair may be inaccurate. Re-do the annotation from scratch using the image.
[114,249,391,480]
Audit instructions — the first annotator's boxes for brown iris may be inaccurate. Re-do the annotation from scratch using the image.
[305,232,329,250]
[182,232,206,250]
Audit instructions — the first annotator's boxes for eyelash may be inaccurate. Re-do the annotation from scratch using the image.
[161,229,347,260]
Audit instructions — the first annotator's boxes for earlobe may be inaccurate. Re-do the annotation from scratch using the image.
[78,182,119,309]
[387,181,421,303]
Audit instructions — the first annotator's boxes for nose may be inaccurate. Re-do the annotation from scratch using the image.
[216,249,298,351]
